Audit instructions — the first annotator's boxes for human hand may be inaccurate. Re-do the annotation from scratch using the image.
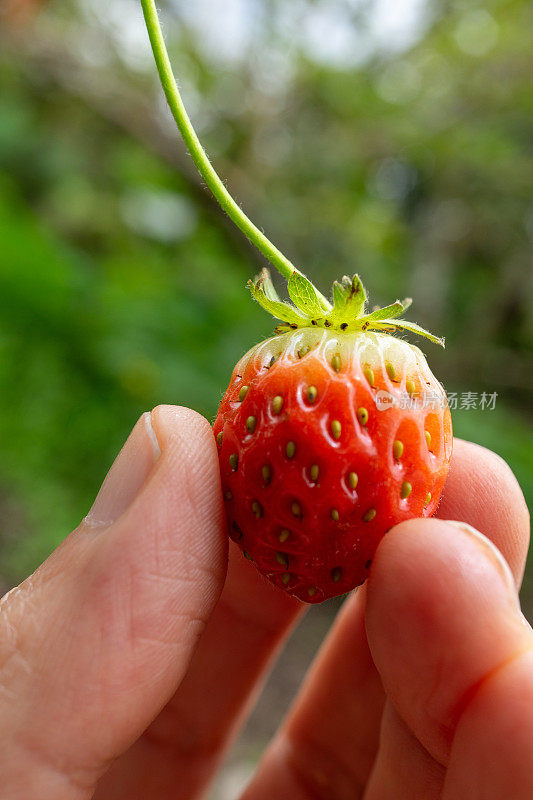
[0,405,529,799]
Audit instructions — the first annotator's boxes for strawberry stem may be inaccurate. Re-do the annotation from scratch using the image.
[140,1,444,348]
[140,0,306,285]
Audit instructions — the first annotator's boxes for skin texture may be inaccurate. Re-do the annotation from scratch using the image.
[215,329,452,601]
[0,406,529,799]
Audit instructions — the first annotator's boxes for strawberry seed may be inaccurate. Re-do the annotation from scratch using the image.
[393,439,404,459]
[364,366,374,386]
[400,481,412,499]
[330,420,342,440]
[357,407,369,426]
[331,567,342,583]
[386,362,397,381]
[291,501,302,518]
[272,395,284,414]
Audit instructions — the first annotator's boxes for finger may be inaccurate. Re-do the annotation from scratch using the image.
[366,518,533,771]
[0,405,227,798]
[95,542,304,800]
[443,648,533,798]
[240,587,383,800]
[436,438,530,584]
[240,441,530,800]
[363,701,445,800]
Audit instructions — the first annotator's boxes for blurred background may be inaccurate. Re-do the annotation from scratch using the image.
[0,0,531,794]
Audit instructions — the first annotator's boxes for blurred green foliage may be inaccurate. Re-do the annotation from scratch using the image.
[0,0,531,604]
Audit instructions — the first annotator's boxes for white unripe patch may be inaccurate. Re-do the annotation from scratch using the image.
[235,328,441,394]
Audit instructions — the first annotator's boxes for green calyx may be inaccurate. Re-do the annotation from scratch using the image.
[140,0,443,349]
[249,269,444,346]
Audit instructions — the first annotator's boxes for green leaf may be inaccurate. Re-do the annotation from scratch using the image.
[248,277,308,326]
[287,271,329,317]
[371,318,445,347]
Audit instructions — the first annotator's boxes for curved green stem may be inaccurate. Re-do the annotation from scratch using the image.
[140,0,298,281]
[140,1,443,347]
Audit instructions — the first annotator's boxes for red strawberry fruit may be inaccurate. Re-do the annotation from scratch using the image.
[141,0,453,602]
[214,271,452,602]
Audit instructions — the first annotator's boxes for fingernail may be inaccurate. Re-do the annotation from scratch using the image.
[84,412,161,529]
[446,521,521,611]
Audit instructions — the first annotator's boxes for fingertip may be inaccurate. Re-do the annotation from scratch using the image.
[150,404,218,461]
[369,517,519,611]
[438,438,530,585]
[448,439,529,530]
[149,404,225,526]
[84,406,220,533]
[95,404,228,673]
[84,411,161,529]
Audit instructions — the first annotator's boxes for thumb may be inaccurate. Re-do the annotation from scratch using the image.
[0,405,227,798]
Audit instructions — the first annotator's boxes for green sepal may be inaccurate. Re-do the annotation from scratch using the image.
[369,318,445,347]
[332,274,363,309]
[362,298,412,323]
[248,268,444,347]
[332,278,350,309]
[329,274,367,324]
[248,271,309,326]
[287,271,331,318]
[259,268,281,302]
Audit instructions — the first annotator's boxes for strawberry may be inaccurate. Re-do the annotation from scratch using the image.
[142,2,453,602]
[214,272,452,603]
